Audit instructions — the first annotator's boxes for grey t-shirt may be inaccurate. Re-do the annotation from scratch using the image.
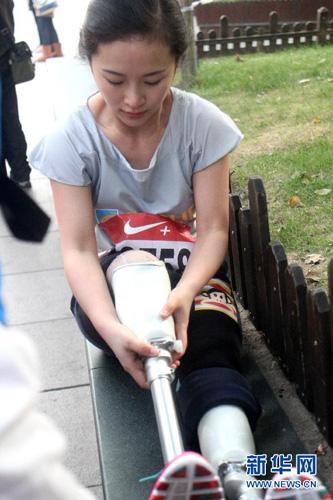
[30,87,243,254]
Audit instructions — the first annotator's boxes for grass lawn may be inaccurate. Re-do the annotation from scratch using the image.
[189,46,333,291]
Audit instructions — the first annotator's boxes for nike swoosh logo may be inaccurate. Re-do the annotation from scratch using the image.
[124,220,166,235]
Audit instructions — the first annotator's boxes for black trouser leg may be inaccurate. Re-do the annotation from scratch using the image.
[2,68,31,182]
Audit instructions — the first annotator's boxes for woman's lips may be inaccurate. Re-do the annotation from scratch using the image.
[122,110,146,119]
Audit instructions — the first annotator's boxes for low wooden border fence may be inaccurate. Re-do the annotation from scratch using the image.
[196,7,333,57]
[228,177,333,446]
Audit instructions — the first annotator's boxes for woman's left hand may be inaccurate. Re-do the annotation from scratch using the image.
[160,286,194,360]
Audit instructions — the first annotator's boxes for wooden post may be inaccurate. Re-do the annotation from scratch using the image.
[317,7,328,45]
[239,208,258,325]
[307,289,333,444]
[329,259,333,347]
[229,194,247,307]
[179,0,197,88]
[266,241,288,363]
[220,15,229,38]
[284,264,309,405]
[329,259,333,430]
[248,177,271,332]
[269,11,278,34]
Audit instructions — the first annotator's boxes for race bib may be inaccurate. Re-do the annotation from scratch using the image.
[97,212,195,271]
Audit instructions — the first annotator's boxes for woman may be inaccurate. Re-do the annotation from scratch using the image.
[28,0,63,61]
[30,1,262,497]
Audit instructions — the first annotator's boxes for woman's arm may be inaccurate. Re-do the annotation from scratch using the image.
[180,154,230,293]
[160,155,230,351]
[51,181,117,330]
[51,181,159,388]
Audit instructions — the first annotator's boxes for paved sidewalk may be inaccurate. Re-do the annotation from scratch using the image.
[2,3,103,496]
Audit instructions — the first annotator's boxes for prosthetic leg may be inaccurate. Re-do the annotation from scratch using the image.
[109,251,324,500]
[198,406,262,499]
[111,254,184,463]
[110,251,223,499]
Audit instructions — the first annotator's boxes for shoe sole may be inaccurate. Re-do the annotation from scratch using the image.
[149,451,224,500]
[264,469,332,499]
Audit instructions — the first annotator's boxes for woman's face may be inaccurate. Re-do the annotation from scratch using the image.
[90,37,177,129]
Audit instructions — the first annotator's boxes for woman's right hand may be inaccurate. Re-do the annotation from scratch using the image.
[106,322,161,389]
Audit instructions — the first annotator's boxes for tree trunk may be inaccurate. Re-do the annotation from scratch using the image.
[179,0,197,88]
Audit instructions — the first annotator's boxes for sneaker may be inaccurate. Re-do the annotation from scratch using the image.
[264,468,332,499]
[149,451,224,499]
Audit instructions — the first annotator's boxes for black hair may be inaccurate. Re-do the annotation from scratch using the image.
[79,0,188,62]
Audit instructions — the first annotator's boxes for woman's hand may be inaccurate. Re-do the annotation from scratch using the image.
[106,322,180,389]
[160,285,194,360]
[107,322,160,389]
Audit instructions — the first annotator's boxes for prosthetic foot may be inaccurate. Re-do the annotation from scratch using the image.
[219,462,262,500]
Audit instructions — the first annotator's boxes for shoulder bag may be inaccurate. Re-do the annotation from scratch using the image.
[9,41,35,84]
[33,0,58,17]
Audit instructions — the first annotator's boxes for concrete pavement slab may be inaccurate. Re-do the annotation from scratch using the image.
[14,318,89,391]
[1,231,62,275]
[38,385,101,488]
[88,486,104,500]
[3,268,72,325]
[10,2,104,496]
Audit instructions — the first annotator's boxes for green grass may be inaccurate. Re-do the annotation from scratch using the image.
[189,46,333,290]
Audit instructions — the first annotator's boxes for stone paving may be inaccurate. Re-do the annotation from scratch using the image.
[2,1,103,498]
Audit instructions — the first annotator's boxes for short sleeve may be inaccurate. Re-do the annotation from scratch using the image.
[29,117,93,186]
[188,93,243,173]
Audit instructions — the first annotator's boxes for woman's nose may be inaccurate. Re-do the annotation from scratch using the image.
[124,85,146,109]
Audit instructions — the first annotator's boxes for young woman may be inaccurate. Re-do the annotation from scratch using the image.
[28,0,63,62]
[30,1,262,497]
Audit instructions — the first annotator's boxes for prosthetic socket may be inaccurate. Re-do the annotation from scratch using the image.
[111,260,177,345]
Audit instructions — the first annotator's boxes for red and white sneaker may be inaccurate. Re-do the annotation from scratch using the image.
[264,468,332,499]
[149,451,224,500]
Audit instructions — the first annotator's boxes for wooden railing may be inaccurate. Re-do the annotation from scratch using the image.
[196,7,333,57]
[228,177,333,446]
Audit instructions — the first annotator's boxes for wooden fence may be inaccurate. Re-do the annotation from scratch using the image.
[196,7,333,57]
[194,0,333,27]
[228,177,333,446]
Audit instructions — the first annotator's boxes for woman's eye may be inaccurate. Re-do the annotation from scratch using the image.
[145,80,162,86]
[107,80,123,86]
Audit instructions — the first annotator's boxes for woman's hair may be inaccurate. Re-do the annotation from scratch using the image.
[79,0,188,62]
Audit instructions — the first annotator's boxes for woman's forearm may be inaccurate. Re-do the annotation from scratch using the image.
[63,250,119,340]
[177,229,229,297]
